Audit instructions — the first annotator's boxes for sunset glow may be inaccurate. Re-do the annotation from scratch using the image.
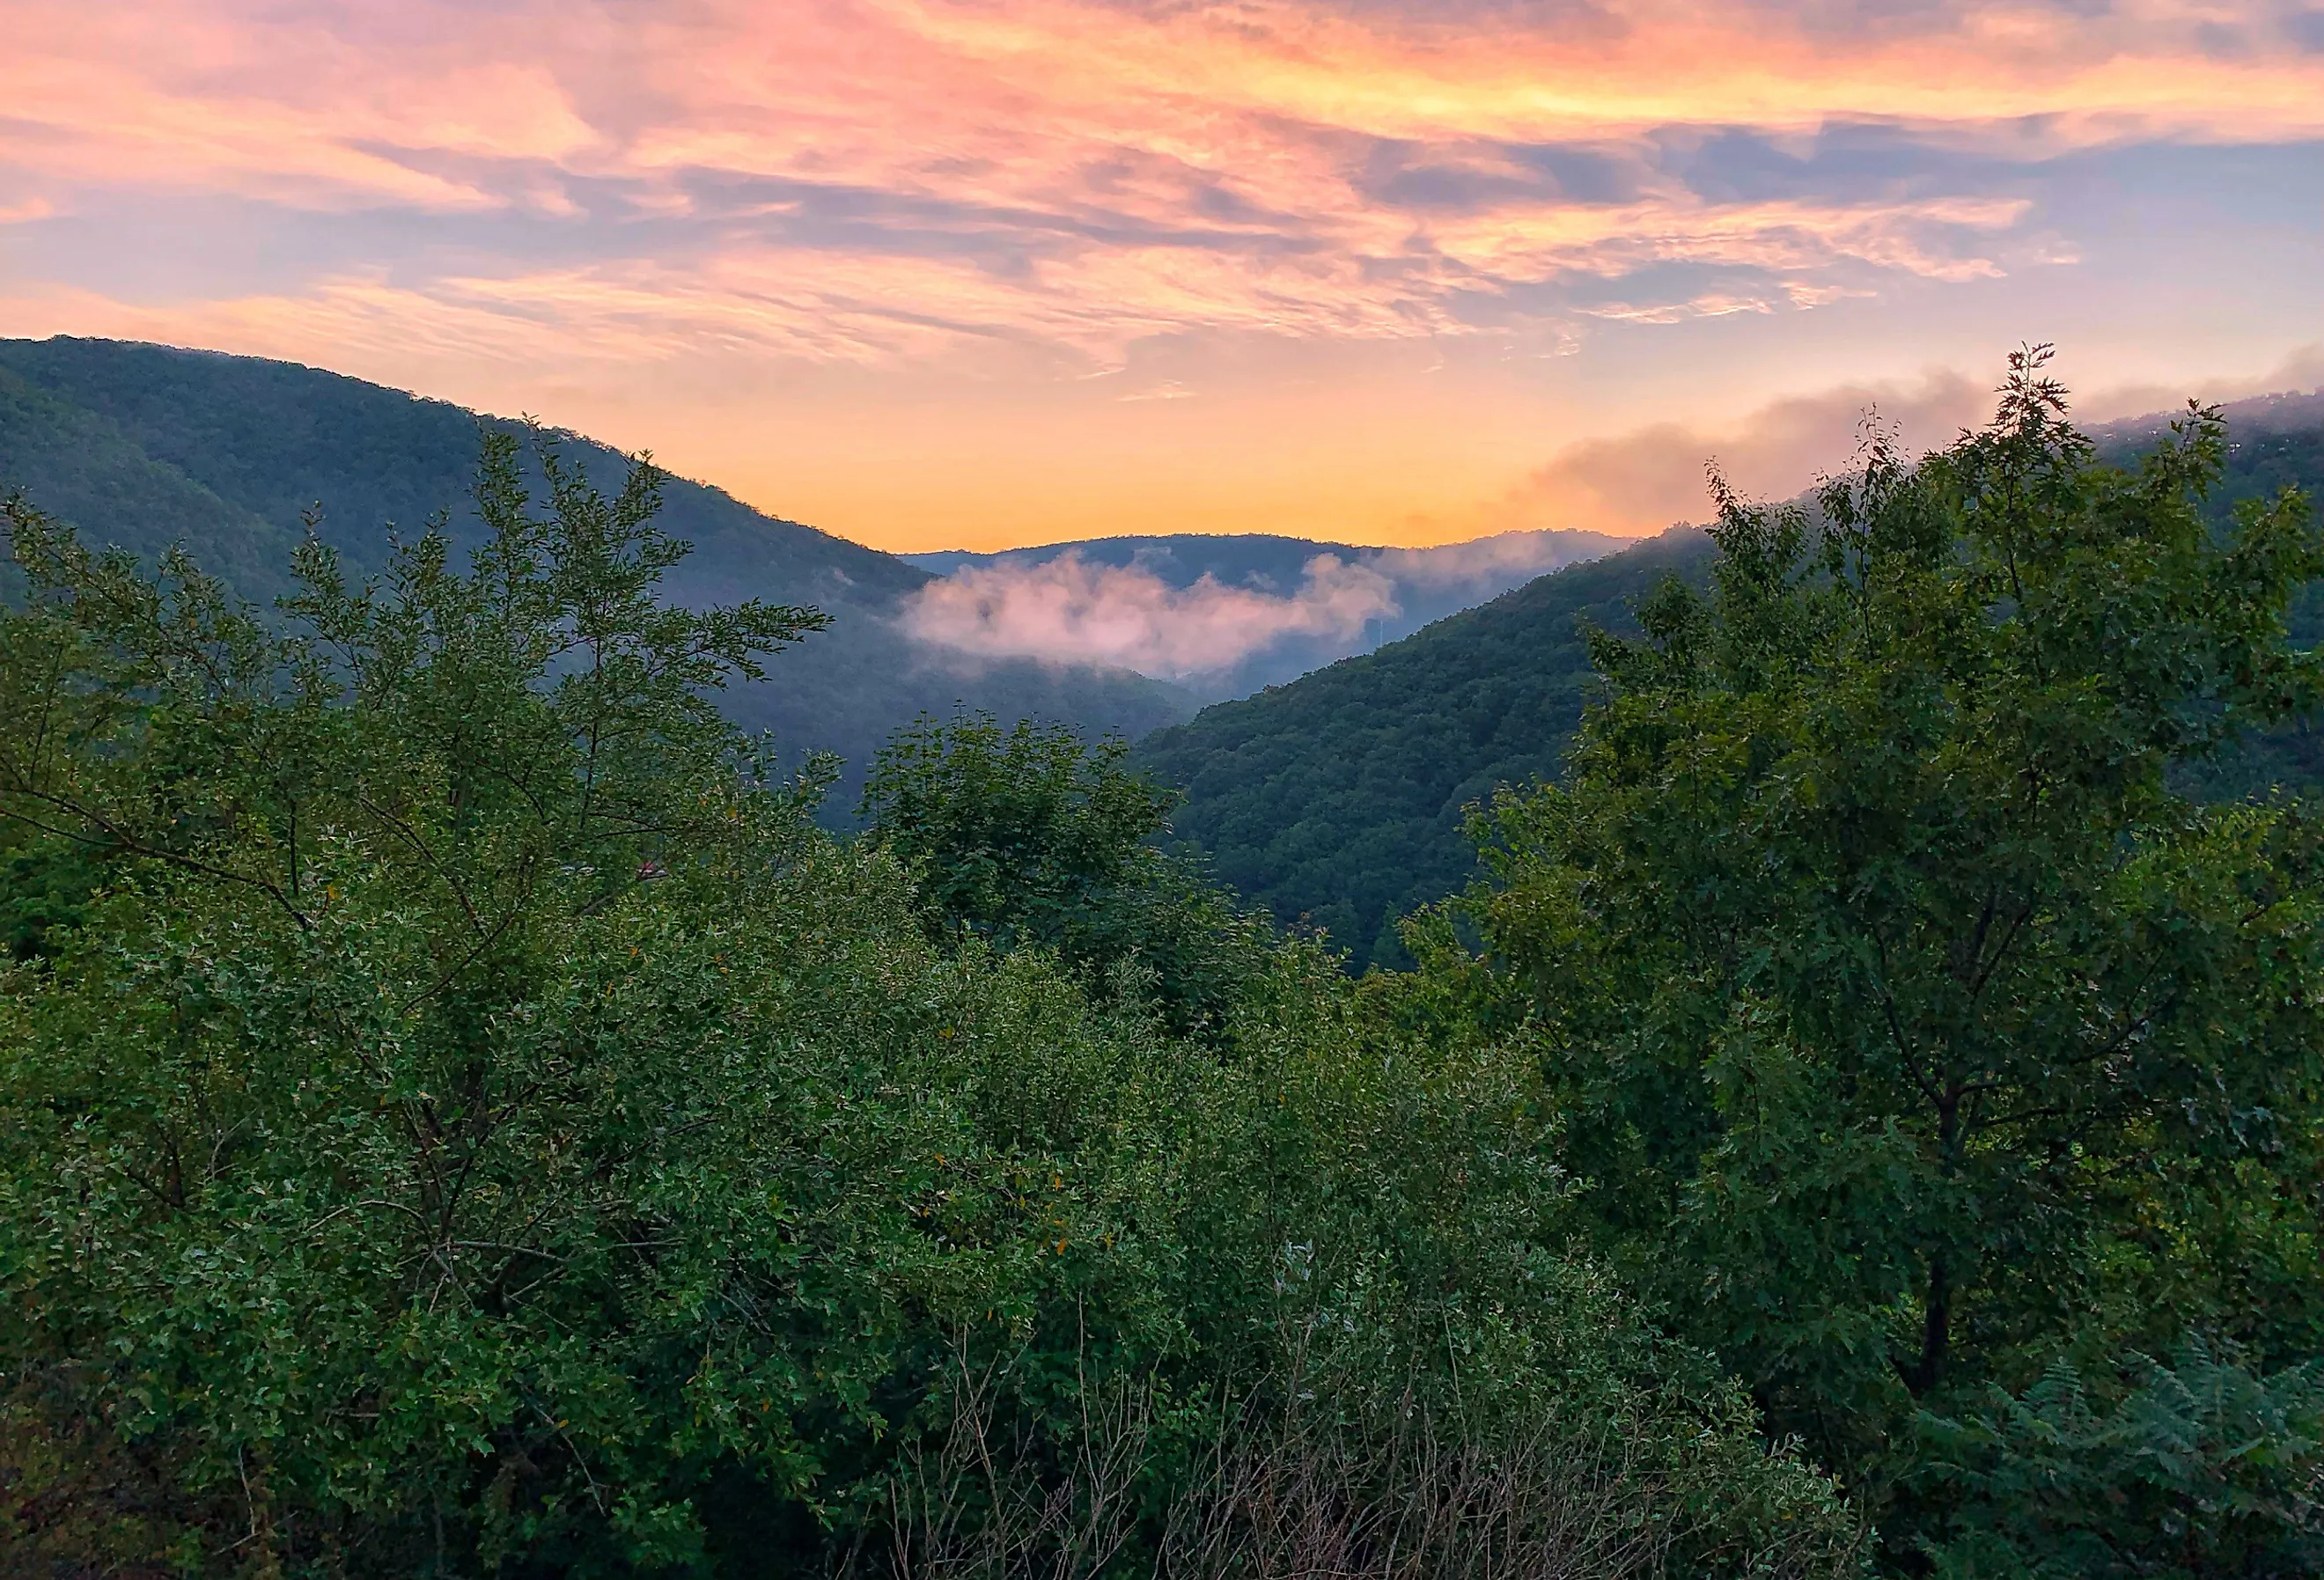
[4,0,2320,549]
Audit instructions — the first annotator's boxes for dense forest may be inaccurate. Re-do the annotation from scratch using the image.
[5,354,2324,1576]
[1145,393,2324,968]
[0,338,1193,810]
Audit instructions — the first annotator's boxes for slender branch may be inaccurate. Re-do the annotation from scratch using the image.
[0,791,313,931]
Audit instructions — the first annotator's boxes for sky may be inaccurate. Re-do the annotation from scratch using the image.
[4,0,2322,555]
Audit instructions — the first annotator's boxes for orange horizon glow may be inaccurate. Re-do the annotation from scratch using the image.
[3,0,2321,552]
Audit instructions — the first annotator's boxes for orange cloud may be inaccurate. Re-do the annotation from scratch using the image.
[1501,370,1996,533]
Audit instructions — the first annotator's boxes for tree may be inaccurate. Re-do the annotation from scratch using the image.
[1469,350,2324,1566]
[0,426,829,942]
[862,713,1268,1039]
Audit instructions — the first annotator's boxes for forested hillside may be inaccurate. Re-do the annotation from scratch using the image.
[1136,528,1713,968]
[1144,392,2324,969]
[0,339,1192,805]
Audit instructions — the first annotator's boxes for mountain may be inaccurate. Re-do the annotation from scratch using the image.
[1140,393,2324,972]
[901,528,1622,702]
[2094,391,2324,797]
[0,338,1195,809]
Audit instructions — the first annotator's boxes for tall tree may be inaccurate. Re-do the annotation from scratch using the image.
[1471,350,2324,1569]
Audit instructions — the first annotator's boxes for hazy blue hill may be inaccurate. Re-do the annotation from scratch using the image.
[0,338,1192,805]
[0,359,293,595]
[2092,387,2324,450]
[906,533,1372,591]
[1144,398,2324,972]
[1136,527,1714,970]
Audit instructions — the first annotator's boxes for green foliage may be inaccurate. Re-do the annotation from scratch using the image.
[0,427,1852,1576]
[0,424,828,938]
[864,716,1180,944]
[1915,1340,2324,1576]
[37,340,2321,1577]
[862,714,1269,1039]
[0,830,104,961]
[1465,349,2324,1565]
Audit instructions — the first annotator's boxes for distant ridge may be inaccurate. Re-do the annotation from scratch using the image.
[904,533,1372,584]
[2089,387,2324,445]
[0,337,1194,808]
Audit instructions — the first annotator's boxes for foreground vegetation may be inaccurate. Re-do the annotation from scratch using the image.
[0,429,1846,1576]
[4,354,2321,1576]
[1467,353,2324,1573]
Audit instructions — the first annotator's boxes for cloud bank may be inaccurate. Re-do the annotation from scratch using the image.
[901,529,1615,682]
[1503,371,1994,532]
[1504,349,2324,534]
[904,551,1401,679]
[1373,529,1622,591]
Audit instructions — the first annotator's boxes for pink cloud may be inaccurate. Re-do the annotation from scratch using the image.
[899,531,1618,678]
[6,0,2321,371]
